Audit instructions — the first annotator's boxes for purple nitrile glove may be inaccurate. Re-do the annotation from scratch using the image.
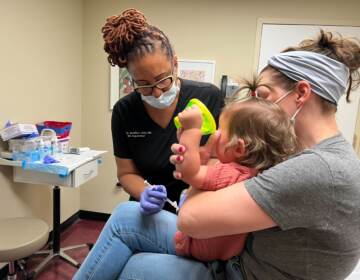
[43,155,59,164]
[178,189,188,209]
[140,185,167,215]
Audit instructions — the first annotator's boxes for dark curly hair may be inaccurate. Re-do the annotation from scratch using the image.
[101,8,174,68]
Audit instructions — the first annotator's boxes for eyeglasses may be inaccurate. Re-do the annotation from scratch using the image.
[133,75,174,95]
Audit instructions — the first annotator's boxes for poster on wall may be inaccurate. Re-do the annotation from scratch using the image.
[178,60,216,84]
[109,66,134,110]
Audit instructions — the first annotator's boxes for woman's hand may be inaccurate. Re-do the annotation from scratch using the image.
[139,185,167,215]
[170,130,220,179]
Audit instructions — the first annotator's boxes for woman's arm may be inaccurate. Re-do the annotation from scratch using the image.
[115,157,146,200]
[177,181,277,239]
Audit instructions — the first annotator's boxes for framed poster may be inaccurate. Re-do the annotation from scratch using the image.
[110,66,134,110]
[178,60,215,84]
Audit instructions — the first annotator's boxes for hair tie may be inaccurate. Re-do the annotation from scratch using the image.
[250,91,258,98]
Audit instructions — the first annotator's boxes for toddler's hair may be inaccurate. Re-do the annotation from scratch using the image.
[222,98,299,171]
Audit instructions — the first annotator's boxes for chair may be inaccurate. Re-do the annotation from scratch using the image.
[0,217,49,280]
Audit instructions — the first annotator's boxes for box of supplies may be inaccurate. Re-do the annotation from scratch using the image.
[36,121,72,139]
[0,123,39,141]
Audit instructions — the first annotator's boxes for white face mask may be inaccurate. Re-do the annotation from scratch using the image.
[274,90,302,124]
[141,81,179,109]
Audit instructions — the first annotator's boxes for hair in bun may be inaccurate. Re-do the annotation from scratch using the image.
[101,8,174,68]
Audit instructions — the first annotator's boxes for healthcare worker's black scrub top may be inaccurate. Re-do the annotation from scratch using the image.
[111,78,224,213]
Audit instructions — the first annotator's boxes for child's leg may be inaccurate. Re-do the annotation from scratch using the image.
[73,201,177,280]
[189,234,247,261]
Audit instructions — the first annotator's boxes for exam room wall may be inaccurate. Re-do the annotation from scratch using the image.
[0,0,83,226]
[80,0,360,213]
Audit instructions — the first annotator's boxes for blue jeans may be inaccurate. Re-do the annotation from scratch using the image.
[73,201,217,280]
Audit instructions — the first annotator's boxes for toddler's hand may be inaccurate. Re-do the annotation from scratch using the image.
[177,105,202,130]
[169,130,221,180]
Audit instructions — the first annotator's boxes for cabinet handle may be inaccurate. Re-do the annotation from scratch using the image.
[83,170,94,178]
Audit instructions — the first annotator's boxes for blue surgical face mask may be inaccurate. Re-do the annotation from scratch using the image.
[141,81,179,109]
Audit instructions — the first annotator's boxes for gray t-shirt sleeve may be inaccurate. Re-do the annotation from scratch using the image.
[245,151,335,230]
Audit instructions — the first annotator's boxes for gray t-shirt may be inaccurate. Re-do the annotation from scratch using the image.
[241,134,360,280]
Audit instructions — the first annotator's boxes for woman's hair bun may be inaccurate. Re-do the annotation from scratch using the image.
[284,30,360,100]
[101,8,148,67]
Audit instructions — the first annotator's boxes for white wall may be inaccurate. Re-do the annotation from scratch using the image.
[0,0,83,225]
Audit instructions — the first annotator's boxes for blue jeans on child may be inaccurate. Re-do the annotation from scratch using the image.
[73,201,244,280]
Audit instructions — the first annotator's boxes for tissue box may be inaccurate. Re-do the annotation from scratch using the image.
[0,123,39,141]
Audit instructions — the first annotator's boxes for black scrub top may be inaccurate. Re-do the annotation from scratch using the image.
[111,78,224,213]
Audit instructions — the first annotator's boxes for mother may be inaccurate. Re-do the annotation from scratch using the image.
[173,30,360,280]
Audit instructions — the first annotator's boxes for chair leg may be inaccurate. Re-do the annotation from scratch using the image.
[7,261,17,280]
[16,259,28,279]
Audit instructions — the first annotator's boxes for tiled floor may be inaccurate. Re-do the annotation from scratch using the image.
[26,219,105,280]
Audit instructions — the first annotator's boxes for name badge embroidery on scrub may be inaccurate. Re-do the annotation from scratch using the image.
[126,131,152,138]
